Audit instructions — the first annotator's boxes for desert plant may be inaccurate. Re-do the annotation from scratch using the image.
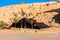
[0,21,7,29]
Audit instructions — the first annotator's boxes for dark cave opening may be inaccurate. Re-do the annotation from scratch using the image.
[52,13,60,24]
[10,18,49,29]
[44,8,60,24]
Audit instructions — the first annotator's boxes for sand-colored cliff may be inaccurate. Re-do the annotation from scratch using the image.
[0,2,60,28]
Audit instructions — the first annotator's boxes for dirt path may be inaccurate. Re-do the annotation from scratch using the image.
[0,27,60,40]
[0,33,60,40]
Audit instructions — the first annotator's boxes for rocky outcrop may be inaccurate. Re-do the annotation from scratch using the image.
[0,2,60,28]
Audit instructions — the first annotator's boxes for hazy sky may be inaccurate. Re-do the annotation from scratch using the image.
[0,0,57,7]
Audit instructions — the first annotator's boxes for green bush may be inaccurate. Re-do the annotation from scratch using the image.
[0,21,7,29]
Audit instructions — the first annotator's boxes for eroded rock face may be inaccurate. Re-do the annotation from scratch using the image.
[0,2,60,28]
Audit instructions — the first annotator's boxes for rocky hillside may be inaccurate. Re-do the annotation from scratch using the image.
[0,2,60,28]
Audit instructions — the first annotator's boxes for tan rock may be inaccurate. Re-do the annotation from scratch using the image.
[0,2,60,28]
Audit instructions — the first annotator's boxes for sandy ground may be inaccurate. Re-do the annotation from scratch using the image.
[0,27,60,40]
[0,33,60,40]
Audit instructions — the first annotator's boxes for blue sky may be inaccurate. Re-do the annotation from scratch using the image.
[0,0,57,7]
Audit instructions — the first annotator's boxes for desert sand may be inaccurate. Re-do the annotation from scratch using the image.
[0,27,59,40]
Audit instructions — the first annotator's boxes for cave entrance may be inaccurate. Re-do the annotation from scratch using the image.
[52,13,60,24]
[10,18,49,29]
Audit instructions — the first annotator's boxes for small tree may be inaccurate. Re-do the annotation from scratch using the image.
[0,21,7,29]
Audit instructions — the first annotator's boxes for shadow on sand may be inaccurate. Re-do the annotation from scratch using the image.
[44,8,60,24]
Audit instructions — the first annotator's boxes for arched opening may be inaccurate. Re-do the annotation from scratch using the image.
[10,18,49,29]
